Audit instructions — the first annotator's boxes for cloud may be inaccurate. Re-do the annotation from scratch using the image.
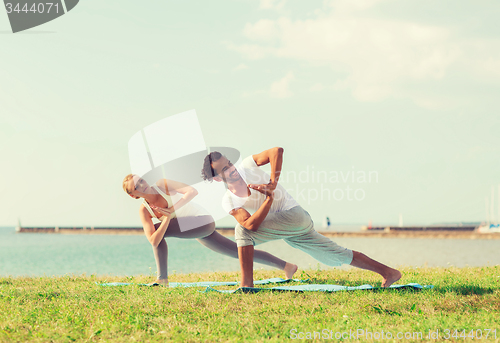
[326,0,390,13]
[269,71,294,98]
[232,15,457,102]
[310,83,325,92]
[233,63,249,71]
[243,19,278,41]
[259,0,287,10]
[229,0,500,106]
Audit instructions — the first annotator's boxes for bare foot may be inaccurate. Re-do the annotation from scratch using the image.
[284,263,298,280]
[382,269,402,288]
[156,279,169,287]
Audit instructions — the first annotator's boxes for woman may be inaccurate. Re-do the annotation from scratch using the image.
[122,174,297,286]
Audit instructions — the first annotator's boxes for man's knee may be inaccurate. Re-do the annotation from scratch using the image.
[235,223,254,243]
[236,239,254,248]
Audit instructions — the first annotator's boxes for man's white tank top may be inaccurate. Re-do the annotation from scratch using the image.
[142,185,208,222]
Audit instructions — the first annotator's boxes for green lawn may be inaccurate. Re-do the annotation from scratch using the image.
[1,266,499,342]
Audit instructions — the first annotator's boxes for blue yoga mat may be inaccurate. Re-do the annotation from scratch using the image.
[203,283,433,294]
[97,277,305,287]
[97,279,433,293]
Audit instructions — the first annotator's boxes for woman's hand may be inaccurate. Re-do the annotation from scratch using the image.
[151,205,175,216]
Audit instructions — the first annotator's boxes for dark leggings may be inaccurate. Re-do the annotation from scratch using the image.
[152,215,287,279]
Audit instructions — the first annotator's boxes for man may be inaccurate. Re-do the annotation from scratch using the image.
[201,147,401,288]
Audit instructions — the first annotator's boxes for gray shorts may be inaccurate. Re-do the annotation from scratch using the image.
[235,206,353,267]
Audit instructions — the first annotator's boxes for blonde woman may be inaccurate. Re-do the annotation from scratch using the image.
[122,174,297,286]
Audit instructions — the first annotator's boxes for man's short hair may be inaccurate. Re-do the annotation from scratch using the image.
[201,151,223,182]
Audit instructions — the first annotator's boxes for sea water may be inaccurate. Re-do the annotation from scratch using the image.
[0,227,499,277]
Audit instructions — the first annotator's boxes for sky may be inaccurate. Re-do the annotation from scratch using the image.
[1,0,499,228]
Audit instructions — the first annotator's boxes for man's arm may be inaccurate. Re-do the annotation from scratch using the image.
[229,193,274,232]
[252,147,284,186]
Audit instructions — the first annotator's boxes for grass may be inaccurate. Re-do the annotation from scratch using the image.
[0,266,499,342]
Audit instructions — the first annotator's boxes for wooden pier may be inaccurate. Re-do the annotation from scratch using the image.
[16,226,143,235]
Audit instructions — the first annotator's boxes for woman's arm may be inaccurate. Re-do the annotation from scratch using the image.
[139,206,172,247]
[158,179,198,211]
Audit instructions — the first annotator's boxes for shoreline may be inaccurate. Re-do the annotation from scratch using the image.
[14,227,500,239]
[217,229,500,239]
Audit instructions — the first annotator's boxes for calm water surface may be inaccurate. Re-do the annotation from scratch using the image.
[0,227,498,277]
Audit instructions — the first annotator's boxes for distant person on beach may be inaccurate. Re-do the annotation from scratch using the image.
[122,174,298,286]
[201,148,401,288]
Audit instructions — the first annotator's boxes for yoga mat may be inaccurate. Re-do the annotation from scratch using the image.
[203,283,434,294]
[97,278,306,287]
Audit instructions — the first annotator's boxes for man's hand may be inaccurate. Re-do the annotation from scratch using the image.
[248,183,275,198]
[252,147,284,185]
[266,180,277,191]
